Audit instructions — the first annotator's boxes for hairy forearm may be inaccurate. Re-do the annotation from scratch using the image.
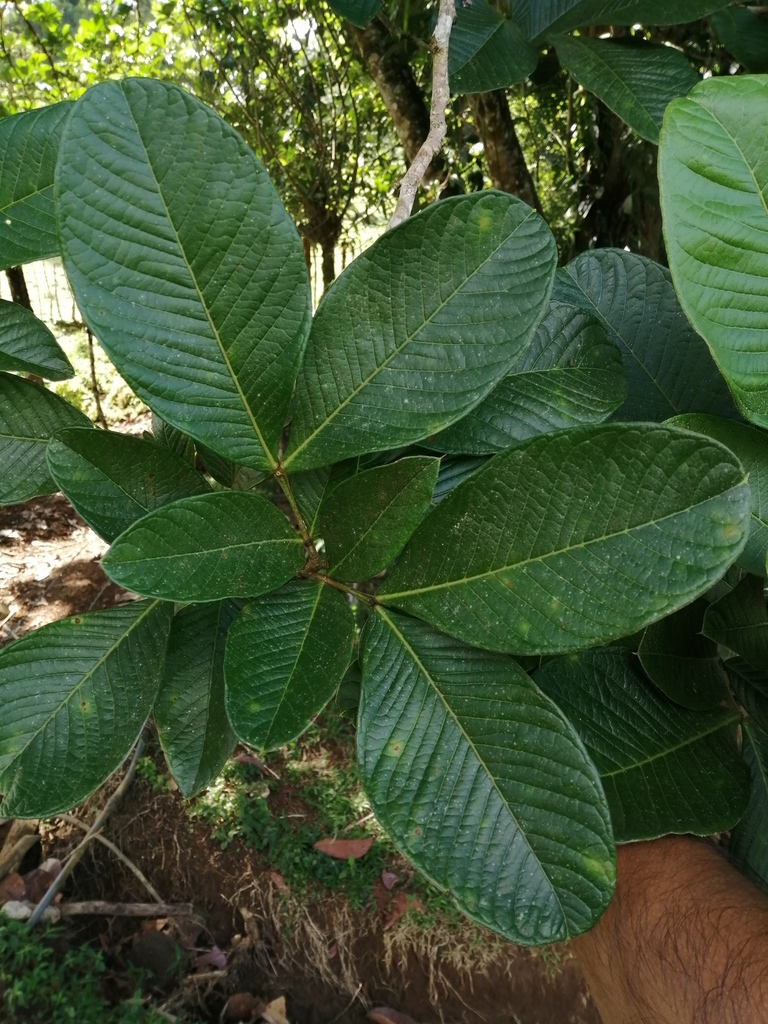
[572,836,768,1024]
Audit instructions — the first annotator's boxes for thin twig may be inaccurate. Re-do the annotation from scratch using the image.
[387,0,455,230]
[27,732,146,929]
[58,901,194,917]
[55,813,163,903]
[86,327,108,428]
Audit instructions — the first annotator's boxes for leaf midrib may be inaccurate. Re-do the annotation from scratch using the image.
[599,713,737,779]
[285,208,540,467]
[380,480,747,600]
[107,534,301,568]
[377,607,568,927]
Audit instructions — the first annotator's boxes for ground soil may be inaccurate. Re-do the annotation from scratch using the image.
[0,493,602,1024]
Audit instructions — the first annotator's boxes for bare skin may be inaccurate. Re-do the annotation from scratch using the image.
[572,836,768,1024]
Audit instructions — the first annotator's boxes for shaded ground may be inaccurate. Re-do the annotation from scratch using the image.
[0,493,601,1024]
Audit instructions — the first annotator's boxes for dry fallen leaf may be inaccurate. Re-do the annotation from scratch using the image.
[194,945,227,971]
[224,991,264,1021]
[0,873,25,905]
[314,837,373,860]
[270,871,289,891]
[261,995,290,1024]
[368,1007,421,1024]
[380,870,399,890]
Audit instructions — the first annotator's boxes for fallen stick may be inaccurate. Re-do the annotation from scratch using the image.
[59,901,195,918]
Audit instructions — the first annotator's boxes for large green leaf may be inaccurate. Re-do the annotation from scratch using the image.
[359,610,614,944]
[727,656,768,735]
[554,249,737,421]
[151,414,195,466]
[56,79,311,471]
[0,101,72,269]
[637,598,727,710]
[101,492,305,602]
[284,193,556,471]
[429,300,625,454]
[535,649,749,841]
[660,76,768,428]
[515,0,727,38]
[552,36,697,143]
[711,7,768,74]
[669,414,768,576]
[729,722,768,893]
[0,372,91,505]
[47,427,210,542]
[0,600,172,817]
[432,455,487,503]
[703,574,768,672]
[225,581,355,750]
[449,0,538,93]
[154,601,238,797]
[327,0,380,27]
[0,300,73,380]
[292,459,360,535]
[378,424,750,655]
[317,457,439,580]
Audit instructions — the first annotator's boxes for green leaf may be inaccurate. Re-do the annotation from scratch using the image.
[660,76,768,429]
[154,601,238,797]
[151,413,195,465]
[711,7,768,74]
[0,372,91,505]
[359,610,615,944]
[432,455,487,503]
[449,0,538,93]
[101,491,305,602]
[704,574,768,672]
[514,0,727,38]
[534,649,749,841]
[0,102,72,269]
[729,722,768,893]
[727,657,768,735]
[284,193,556,471]
[196,444,265,491]
[554,249,737,422]
[0,299,73,380]
[552,36,697,143]
[225,581,355,750]
[291,459,360,535]
[0,600,172,817]
[326,0,380,27]
[47,427,210,543]
[637,598,728,710]
[57,79,311,471]
[668,414,768,577]
[378,423,750,655]
[429,300,626,454]
[317,457,439,580]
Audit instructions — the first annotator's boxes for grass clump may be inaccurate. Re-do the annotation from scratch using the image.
[0,918,172,1024]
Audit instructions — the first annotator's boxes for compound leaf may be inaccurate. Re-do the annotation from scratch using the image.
[0,372,91,505]
[379,424,750,655]
[0,101,72,269]
[0,600,172,817]
[552,36,697,143]
[660,76,768,429]
[155,601,239,797]
[669,414,768,577]
[317,456,439,580]
[703,574,768,673]
[554,249,737,422]
[637,598,728,710]
[359,610,615,944]
[0,299,72,380]
[48,427,210,542]
[450,0,538,93]
[225,581,355,750]
[101,491,304,602]
[430,300,625,454]
[57,79,311,471]
[284,193,556,471]
[535,649,749,841]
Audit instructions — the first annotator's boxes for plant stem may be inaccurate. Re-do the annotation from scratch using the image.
[274,468,311,545]
[387,0,455,229]
[315,575,373,604]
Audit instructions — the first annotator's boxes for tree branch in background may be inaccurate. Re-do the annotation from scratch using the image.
[468,90,541,211]
[387,0,455,229]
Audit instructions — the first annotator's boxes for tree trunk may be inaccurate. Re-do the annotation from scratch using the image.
[347,19,445,180]
[321,238,336,291]
[467,91,541,211]
[6,266,32,310]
